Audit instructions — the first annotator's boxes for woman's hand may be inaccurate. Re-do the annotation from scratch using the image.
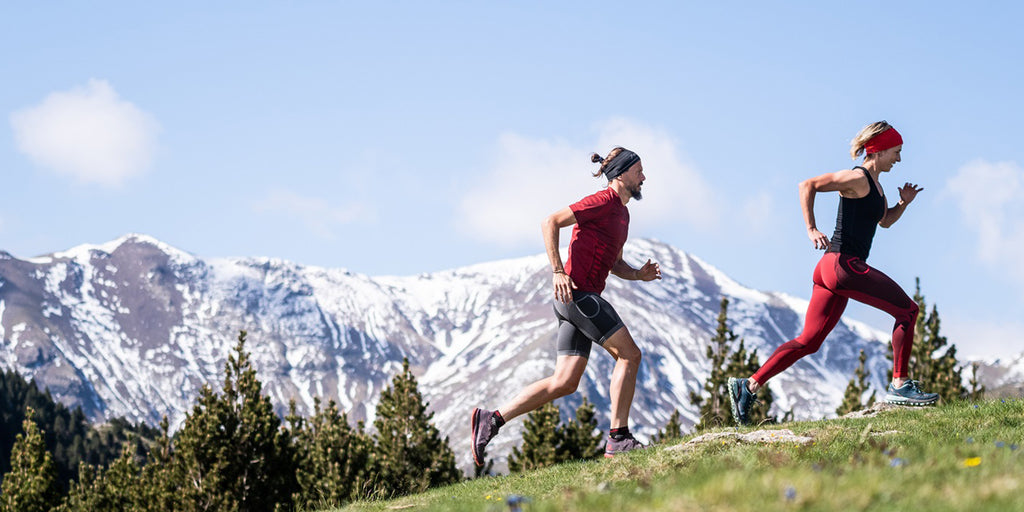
[553,271,577,303]
[809,227,831,250]
[898,182,923,205]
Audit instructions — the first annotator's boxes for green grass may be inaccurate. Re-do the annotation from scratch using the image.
[329,399,1024,511]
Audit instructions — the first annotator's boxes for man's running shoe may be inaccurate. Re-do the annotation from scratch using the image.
[604,434,645,458]
[727,377,756,426]
[471,408,500,466]
[884,380,939,406]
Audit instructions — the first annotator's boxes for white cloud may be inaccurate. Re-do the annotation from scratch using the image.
[256,190,374,240]
[944,315,1024,360]
[459,118,720,248]
[946,160,1024,284]
[10,79,159,187]
[739,191,779,236]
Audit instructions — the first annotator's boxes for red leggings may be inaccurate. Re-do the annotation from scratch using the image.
[751,252,918,385]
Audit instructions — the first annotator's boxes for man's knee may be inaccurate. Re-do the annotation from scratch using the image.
[620,344,642,365]
[604,327,642,363]
[550,377,580,397]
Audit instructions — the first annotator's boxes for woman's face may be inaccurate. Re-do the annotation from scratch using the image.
[876,145,902,172]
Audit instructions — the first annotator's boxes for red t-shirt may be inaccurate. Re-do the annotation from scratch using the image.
[564,187,629,294]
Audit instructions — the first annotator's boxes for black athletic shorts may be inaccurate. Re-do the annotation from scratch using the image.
[552,291,625,358]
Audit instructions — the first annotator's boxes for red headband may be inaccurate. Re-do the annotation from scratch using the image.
[864,127,903,155]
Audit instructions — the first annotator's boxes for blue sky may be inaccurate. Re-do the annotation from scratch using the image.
[3,2,1022,359]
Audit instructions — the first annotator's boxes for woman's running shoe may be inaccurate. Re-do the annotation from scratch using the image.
[728,377,756,426]
[884,380,939,406]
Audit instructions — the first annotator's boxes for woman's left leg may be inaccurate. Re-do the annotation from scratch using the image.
[831,255,919,381]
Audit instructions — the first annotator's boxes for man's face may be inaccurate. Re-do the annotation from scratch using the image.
[621,162,646,200]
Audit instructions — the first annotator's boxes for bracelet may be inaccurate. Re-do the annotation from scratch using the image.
[553,269,566,274]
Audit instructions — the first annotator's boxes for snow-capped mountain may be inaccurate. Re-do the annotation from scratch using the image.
[0,234,979,471]
[973,353,1024,398]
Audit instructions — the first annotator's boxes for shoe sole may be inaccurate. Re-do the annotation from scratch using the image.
[884,395,938,406]
[604,446,645,459]
[471,408,484,466]
[726,377,745,426]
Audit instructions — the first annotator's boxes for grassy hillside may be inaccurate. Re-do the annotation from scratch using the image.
[331,399,1023,511]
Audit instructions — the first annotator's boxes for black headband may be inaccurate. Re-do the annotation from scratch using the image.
[602,150,640,181]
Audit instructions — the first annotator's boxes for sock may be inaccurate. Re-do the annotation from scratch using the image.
[609,426,630,441]
[492,411,505,429]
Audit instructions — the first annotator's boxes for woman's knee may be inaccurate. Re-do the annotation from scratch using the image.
[907,300,920,321]
[892,300,919,325]
[788,337,823,356]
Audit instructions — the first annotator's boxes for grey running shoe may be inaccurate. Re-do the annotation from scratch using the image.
[728,377,757,426]
[884,380,939,406]
[471,408,500,466]
[604,434,645,458]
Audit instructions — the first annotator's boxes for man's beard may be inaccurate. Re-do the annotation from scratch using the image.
[629,185,643,200]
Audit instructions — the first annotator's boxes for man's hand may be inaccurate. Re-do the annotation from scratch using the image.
[635,259,662,281]
[553,271,577,303]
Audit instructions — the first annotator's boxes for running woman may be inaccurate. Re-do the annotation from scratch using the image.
[728,121,938,426]
[471,147,662,465]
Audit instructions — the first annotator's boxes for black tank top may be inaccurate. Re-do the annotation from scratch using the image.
[827,166,885,259]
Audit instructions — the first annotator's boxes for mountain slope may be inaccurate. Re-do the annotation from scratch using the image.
[335,399,1024,512]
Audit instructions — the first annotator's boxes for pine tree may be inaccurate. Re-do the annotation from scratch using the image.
[691,297,774,429]
[836,350,877,416]
[558,398,603,462]
[653,409,685,444]
[57,443,142,512]
[507,402,562,472]
[0,407,60,512]
[689,298,732,430]
[0,368,156,490]
[292,398,376,508]
[134,417,181,512]
[373,358,460,498]
[922,305,967,401]
[172,330,298,511]
[967,362,986,401]
[725,337,774,424]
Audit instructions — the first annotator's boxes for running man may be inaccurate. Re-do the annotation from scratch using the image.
[728,121,938,426]
[471,147,662,465]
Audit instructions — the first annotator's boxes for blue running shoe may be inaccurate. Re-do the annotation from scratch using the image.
[884,380,939,406]
[727,377,756,426]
